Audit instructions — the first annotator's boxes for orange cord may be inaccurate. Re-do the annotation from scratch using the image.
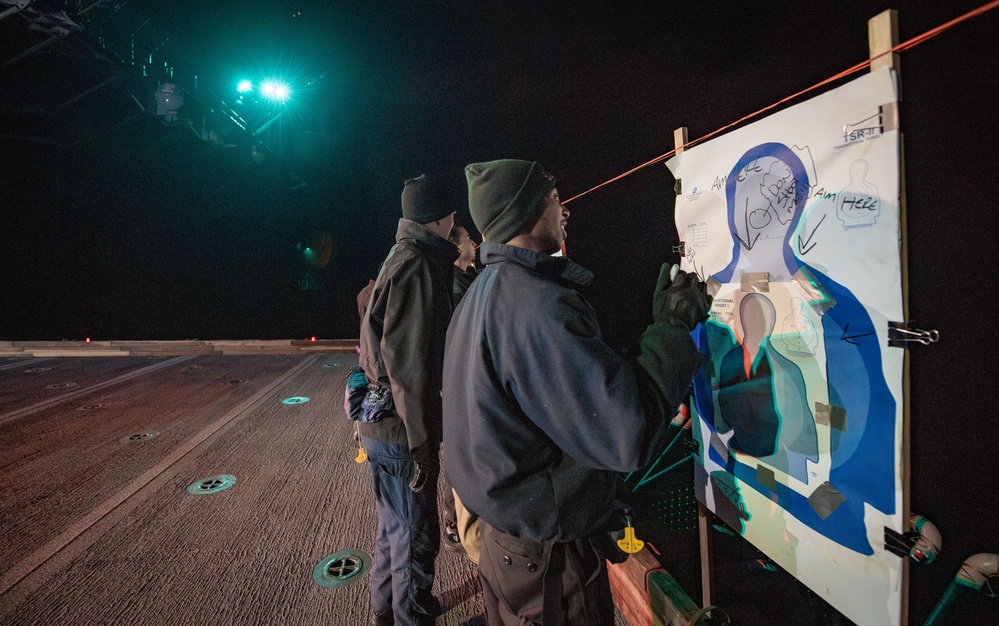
[563,0,999,205]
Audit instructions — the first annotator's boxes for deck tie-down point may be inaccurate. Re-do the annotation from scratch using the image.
[312,550,373,588]
[185,474,237,495]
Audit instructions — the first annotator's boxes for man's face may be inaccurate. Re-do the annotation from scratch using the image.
[454,227,476,265]
[529,187,569,255]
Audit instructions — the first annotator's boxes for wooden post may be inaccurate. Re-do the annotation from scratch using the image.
[674,125,714,616]
[870,10,910,626]
[673,127,688,156]
[868,10,900,84]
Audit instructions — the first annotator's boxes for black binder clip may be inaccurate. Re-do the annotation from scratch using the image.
[883,526,916,558]
[888,322,939,348]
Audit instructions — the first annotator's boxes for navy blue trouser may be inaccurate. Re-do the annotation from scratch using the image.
[361,436,441,626]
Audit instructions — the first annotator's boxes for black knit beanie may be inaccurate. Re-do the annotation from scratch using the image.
[401,174,452,223]
[465,160,555,243]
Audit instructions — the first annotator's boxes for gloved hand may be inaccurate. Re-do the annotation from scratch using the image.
[652,263,712,330]
[409,462,429,492]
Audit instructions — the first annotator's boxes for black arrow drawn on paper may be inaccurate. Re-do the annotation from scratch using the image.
[734,200,760,251]
[797,213,826,256]
[841,322,874,345]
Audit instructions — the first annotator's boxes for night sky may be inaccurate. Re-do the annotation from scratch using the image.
[2,1,995,345]
[1,2,997,624]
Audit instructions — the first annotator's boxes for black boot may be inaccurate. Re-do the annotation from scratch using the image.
[442,522,466,555]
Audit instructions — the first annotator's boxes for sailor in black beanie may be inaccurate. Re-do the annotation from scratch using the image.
[443,159,711,624]
[357,173,458,626]
[401,173,454,223]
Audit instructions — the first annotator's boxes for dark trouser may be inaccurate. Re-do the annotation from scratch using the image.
[362,436,441,626]
[441,470,457,526]
[477,521,615,626]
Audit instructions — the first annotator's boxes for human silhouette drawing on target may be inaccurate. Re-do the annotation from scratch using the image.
[690,142,894,555]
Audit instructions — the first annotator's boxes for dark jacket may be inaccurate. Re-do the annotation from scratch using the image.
[442,242,702,542]
[452,265,478,307]
[359,218,458,466]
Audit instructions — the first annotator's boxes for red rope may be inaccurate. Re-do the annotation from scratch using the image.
[563,0,999,205]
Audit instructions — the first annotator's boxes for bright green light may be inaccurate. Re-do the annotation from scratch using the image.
[261,80,291,102]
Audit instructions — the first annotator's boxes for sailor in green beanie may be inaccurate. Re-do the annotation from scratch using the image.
[465,159,557,246]
[444,159,711,624]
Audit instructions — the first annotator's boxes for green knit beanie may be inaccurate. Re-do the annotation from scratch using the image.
[465,160,555,243]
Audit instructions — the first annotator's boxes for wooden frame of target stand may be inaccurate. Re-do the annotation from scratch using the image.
[606,10,911,626]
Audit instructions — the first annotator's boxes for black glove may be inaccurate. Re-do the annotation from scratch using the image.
[409,462,429,492]
[652,263,712,331]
